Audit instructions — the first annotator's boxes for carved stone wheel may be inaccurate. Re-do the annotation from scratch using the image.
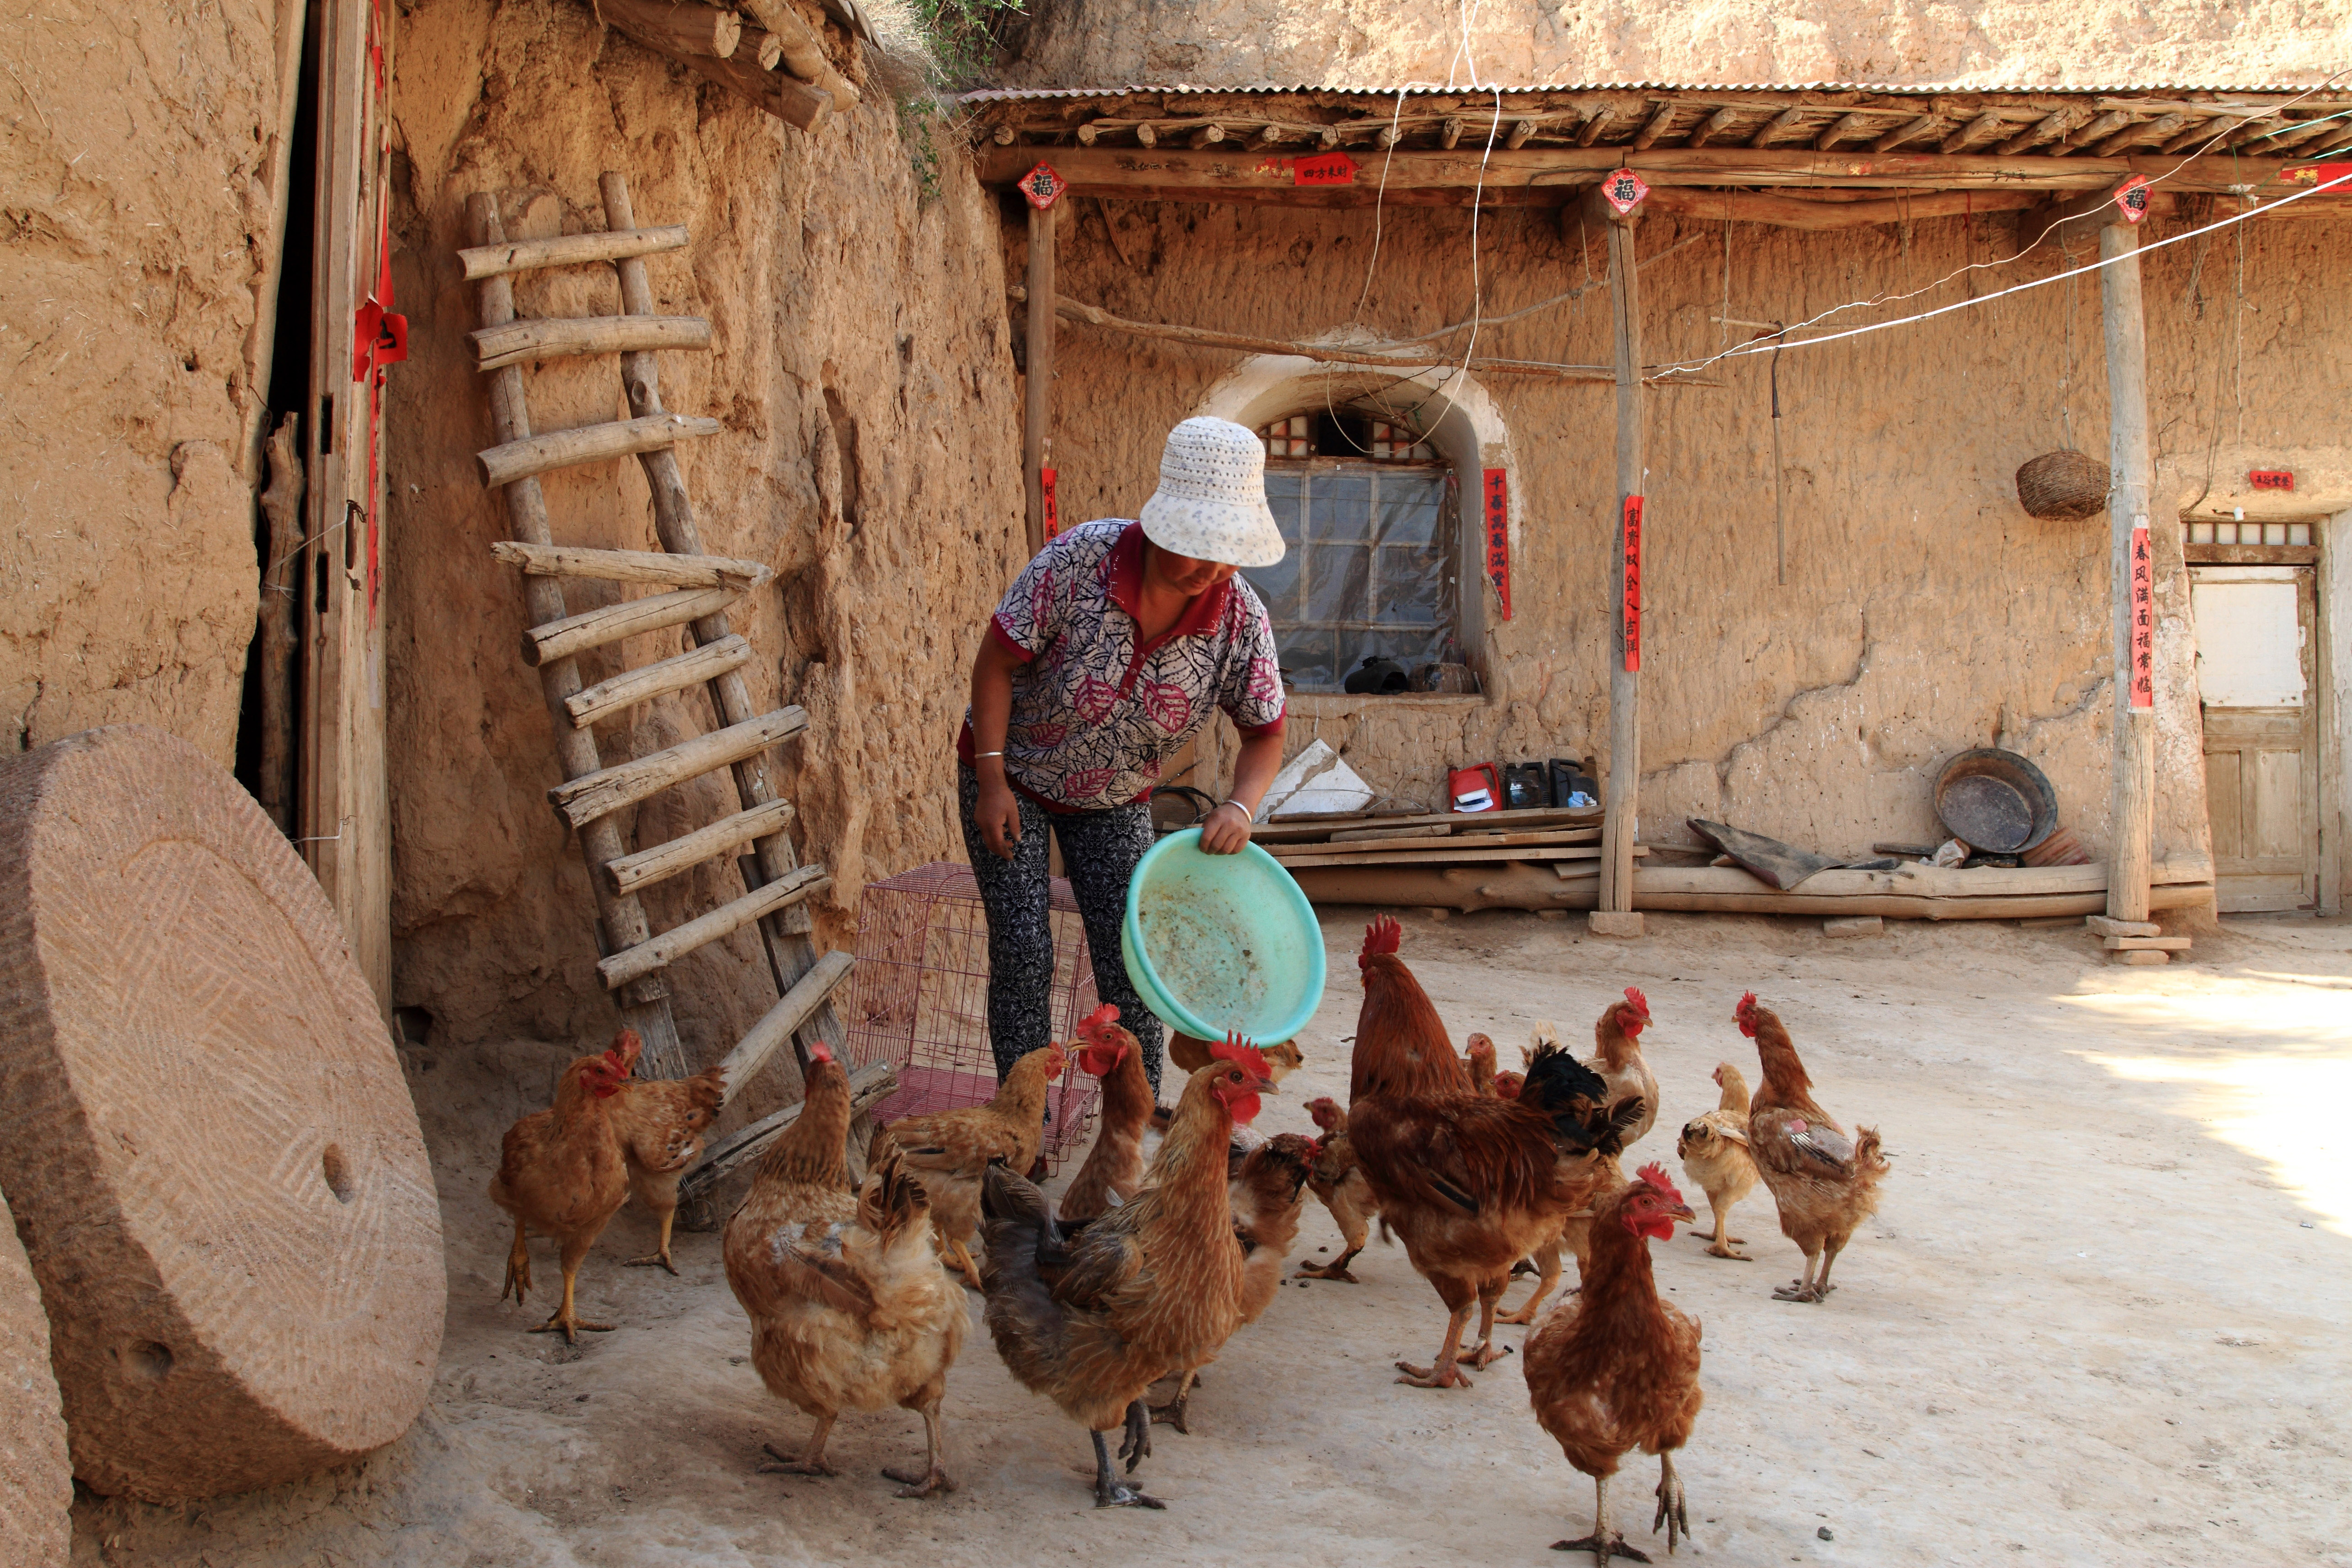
[0,725,445,1503]
[0,1186,70,1564]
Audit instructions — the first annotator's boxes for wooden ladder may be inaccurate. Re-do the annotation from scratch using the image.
[461,173,889,1196]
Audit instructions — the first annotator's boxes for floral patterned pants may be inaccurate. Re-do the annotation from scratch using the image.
[958,767,1165,1099]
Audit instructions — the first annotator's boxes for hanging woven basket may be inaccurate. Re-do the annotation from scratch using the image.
[2015,450,2109,521]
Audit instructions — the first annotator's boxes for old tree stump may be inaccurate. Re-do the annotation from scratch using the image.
[0,727,445,1503]
[1,1186,70,1564]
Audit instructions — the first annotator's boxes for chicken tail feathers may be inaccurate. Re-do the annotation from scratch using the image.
[860,1150,929,1240]
[1852,1124,1890,1179]
[1519,1041,1611,1116]
[977,1160,1075,1393]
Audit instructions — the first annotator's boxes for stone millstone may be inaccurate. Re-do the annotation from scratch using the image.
[0,1187,70,1565]
[0,726,446,1503]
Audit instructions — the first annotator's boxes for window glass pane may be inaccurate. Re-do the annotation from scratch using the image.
[1242,550,1300,621]
[1305,542,1371,624]
[1373,544,1444,624]
[1308,474,1374,540]
[1264,469,1308,521]
[1376,473,1446,547]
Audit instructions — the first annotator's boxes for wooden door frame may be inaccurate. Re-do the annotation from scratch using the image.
[2321,508,2349,917]
[2192,559,2325,913]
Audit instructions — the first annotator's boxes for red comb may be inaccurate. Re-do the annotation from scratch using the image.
[1735,991,1760,1037]
[1359,914,1402,967]
[1636,1162,1686,1203]
[1075,1003,1122,1041]
[1211,1031,1271,1080]
[806,1040,834,1066]
[1623,987,1650,1016]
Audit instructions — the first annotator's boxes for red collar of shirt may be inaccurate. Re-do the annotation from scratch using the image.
[1104,520,1232,659]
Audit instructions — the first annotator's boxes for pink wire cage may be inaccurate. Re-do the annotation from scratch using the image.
[843,862,1103,1172]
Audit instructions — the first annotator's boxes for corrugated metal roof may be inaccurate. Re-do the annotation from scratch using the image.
[962,80,2336,103]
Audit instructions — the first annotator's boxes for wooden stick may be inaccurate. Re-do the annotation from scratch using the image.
[477,411,721,488]
[1595,183,1644,921]
[733,0,858,105]
[548,705,809,828]
[521,584,740,668]
[594,0,741,58]
[709,948,858,1104]
[2103,219,2157,924]
[1272,825,1600,855]
[456,225,688,281]
[1025,201,1055,556]
[491,539,773,591]
[742,22,783,70]
[1249,803,1603,841]
[604,796,795,896]
[673,47,832,131]
[470,313,713,371]
[681,1057,897,1197]
[465,193,686,1073]
[1269,844,1608,870]
[597,865,830,989]
[563,632,752,730]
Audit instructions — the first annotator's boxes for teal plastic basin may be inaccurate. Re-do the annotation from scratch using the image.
[1121,828,1326,1045]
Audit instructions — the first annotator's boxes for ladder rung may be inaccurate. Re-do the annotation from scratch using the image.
[472,314,712,372]
[549,706,808,828]
[523,585,738,669]
[598,864,829,989]
[713,948,858,1101]
[565,633,752,731]
[604,795,794,896]
[492,540,772,591]
[457,224,689,281]
[684,1056,895,1197]
[478,412,720,488]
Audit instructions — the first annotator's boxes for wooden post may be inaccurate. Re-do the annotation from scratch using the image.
[2102,219,2156,923]
[1024,201,1056,557]
[1588,184,1646,936]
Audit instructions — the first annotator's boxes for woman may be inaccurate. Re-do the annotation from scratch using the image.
[959,417,1289,1100]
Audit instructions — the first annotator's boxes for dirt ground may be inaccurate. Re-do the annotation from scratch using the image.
[70,908,2352,1566]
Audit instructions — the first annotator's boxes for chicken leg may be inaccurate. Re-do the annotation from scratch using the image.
[1695,1200,1750,1260]
[499,1217,534,1304]
[1455,1274,1513,1368]
[622,1202,681,1274]
[881,1396,956,1498]
[1651,1451,1689,1554]
[1396,1299,1478,1389]
[1498,1240,1563,1325]
[1090,1402,1164,1509]
[1773,1241,1831,1303]
[1149,1368,1198,1433]
[1294,1242,1364,1283]
[1552,1472,1652,1563]
[947,1237,986,1291]
[759,1413,839,1478]
[526,1236,615,1341]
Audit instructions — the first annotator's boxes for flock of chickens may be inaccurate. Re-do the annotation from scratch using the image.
[487,913,1890,1560]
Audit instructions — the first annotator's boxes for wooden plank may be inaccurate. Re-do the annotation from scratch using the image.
[521,584,740,668]
[2102,219,2156,924]
[1644,187,2039,229]
[491,539,773,591]
[478,412,721,488]
[1326,822,1450,843]
[471,314,713,372]
[456,225,688,281]
[1270,845,1609,870]
[605,797,796,896]
[2105,935,2192,950]
[1273,825,1600,856]
[1024,201,1054,555]
[1250,804,1604,841]
[597,865,830,989]
[564,634,753,731]
[548,706,809,829]
[680,1056,897,1198]
[711,948,858,1104]
[1629,861,2210,898]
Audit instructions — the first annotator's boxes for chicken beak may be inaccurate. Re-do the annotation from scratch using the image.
[1670,1200,1697,1224]
[1248,1074,1277,1095]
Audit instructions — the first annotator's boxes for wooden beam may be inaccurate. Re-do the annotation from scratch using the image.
[1591,182,1643,927]
[456,225,688,281]
[1024,200,1055,556]
[1644,187,2039,229]
[477,411,721,487]
[562,632,754,731]
[1632,103,1677,150]
[2103,219,2156,924]
[1939,110,2007,154]
[2057,109,2135,154]
[604,796,796,895]
[2021,184,2165,253]
[490,539,773,591]
[673,48,832,130]
[2094,111,2185,157]
[1815,112,1869,150]
[595,0,741,58]
[1686,106,1740,149]
[709,948,858,1106]
[1871,114,1944,153]
[1750,107,1805,148]
[469,313,712,371]
[733,0,857,105]
[521,583,741,667]
[1577,106,1616,147]
[597,864,830,989]
[548,706,810,829]
[1998,106,2088,155]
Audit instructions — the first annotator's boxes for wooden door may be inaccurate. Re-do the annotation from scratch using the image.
[2193,565,2320,912]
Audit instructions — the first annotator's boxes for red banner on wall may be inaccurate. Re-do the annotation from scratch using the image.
[2128,516,2153,710]
[1042,467,1059,538]
[1621,494,1644,673]
[1481,467,1511,620]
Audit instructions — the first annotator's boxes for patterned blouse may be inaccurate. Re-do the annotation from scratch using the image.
[958,519,1286,811]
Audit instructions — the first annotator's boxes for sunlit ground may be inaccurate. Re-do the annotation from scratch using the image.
[2061,924,2352,1236]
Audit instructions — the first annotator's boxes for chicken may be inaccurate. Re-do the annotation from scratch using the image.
[1294,1095,1377,1283]
[725,1036,967,1499]
[1465,1032,1500,1094]
[607,1062,727,1273]
[977,1037,1277,1509]
[1586,988,1660,1149]
[871,1040,1068,1289]
[1496,1151,1626,1329]
[1151,1131,1315,1434]
[1168,1030,1304,1082]
[1737,993,1890,1303]
[1676,1061,1759,1261]
[1057,1005,1153,1228]
[1524,1165,1704,1566]
[489,1030,640,1342]
[1347,917,1640,1388]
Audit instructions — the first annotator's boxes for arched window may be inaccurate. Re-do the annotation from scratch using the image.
[1245,408,1458,693]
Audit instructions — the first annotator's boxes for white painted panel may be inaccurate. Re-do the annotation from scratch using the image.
[2192,578,2305,708]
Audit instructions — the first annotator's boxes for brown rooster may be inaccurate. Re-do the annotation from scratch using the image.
[1151,1131,1315,1434]
[1587,988,1660,1149]
[1676,1061,1758,1261]
[724,1041,966,1498]
[609,1061,727,1273]
[977,1038,1276,1508]
[1294,1096,1376,1283]
[489,1030,639,1342]
[1057,1005,1152,1228]
[1347,917,1638,1388]
[871,1040,1067,1289]
[1737,993,1890,1303]
[1524,1164,1703,1566]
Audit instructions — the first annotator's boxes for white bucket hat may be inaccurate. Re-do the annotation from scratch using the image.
[1138,417,1288,569]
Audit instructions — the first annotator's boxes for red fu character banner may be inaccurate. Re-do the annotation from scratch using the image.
[1481,467,1512,619]
[2129,516,2153,710]
[1621,494,1644,672]
[1042,466,1060,538]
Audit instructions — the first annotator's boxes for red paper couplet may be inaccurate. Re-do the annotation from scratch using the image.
[2112,174,2153,224]
[2248,469,2295,492]
[1621,494,1644,673]
[1041,466,1060,538]
[2129,518,2154,711]
[1482,468,1511,620]
[1020,162,1066,210]
[1602,168,1649,215]
[1293,151,1359,186]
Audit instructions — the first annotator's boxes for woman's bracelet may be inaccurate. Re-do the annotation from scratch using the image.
[974,750,1004,759]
